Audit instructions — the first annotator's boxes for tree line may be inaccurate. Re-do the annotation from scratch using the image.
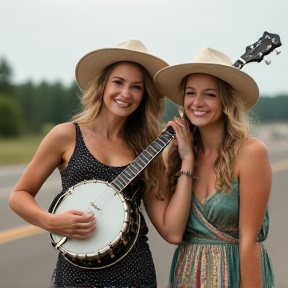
[0,58,287,138]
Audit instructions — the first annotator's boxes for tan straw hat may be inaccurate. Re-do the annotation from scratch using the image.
[154,47,259,110]
[75,39,169,91]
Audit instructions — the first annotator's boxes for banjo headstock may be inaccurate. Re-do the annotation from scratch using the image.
[234,31,282,69]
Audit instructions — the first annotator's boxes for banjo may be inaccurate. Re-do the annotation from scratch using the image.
[49,126,175,269]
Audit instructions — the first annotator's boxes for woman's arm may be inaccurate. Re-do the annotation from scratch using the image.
[238,137,272,288]
[144,118,194,244]
[9,123,96,239]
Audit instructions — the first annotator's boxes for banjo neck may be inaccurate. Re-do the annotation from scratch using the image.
[110,126,175,193]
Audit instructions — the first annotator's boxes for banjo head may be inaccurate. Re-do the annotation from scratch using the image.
[50,180,141,269]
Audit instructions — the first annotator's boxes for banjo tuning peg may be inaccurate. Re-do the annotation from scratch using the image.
[264,55,271,65]
[275,48,281,55]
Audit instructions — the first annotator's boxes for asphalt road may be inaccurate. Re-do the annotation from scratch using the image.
[0,145,287,288]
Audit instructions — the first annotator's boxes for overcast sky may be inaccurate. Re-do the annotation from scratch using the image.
[1,0,287,96]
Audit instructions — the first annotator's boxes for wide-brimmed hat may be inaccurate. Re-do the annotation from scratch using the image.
[75,39,169,93]
[154,47,259,110]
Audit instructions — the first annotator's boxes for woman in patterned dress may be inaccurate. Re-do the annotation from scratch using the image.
[9,39,195,288]
[154,47,274,288]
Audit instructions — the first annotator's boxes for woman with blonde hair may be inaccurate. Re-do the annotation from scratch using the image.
[9,39,196,288]
[154,47,274,288]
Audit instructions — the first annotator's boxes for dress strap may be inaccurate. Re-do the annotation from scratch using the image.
[74,123,81,137]
[73,123,86,149]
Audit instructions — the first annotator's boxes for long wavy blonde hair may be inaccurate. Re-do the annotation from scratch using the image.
[166,74,252,194]
[72,61,166,199]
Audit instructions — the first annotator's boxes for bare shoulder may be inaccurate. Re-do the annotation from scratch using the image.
[35,122,77,157]
[238,137,269,160]
[43,122,76,145]
[236,137,271,178]
[48,122,76,138]
[30,122,77,171]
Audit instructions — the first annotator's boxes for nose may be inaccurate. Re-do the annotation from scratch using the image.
[121,84,131,98]
[192,94,203,106]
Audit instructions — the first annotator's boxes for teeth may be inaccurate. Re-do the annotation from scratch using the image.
[193,110,206,116]
[114,99,131,107]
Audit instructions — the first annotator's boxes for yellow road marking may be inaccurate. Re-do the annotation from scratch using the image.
[1,159,288,244]
[0,224,44,244]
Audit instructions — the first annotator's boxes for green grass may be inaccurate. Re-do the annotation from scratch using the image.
[0,134,44,166]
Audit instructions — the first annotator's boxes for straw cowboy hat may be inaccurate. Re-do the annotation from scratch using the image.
[154,47,259,110]
[75,39,169,93]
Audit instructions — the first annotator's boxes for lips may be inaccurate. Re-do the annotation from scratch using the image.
[113,99,131,107]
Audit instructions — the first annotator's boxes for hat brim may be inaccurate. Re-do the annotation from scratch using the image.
[154,63,259,110]
[75,47,168,92]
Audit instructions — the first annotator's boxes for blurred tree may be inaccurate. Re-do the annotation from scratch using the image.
[14,80,81,133]
[251,94,288,122]
[15,81,38,132]
[63,81,82,120]
[0,58,14,95]
[0,95,22,137]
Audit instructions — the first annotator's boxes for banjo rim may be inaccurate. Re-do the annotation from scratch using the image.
[49,179,141,269]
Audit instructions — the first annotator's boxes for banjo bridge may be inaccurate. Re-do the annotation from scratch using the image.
[89,202,102,211]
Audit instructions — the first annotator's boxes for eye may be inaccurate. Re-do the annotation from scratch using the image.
[131,85,142,91]
[185,90,195,96]
[113,80,123,86]
[205,92,216,98]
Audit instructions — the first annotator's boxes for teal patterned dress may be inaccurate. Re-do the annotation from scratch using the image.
[169,179,274,288]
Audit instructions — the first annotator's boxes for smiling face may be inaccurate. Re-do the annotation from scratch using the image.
[102,62,144,118]
[183,73,225,128]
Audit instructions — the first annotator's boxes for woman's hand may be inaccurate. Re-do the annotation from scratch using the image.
[49,210,97,240]
[166,111,194,161]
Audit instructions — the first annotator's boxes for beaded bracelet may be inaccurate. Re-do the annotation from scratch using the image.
[175,170,198,180]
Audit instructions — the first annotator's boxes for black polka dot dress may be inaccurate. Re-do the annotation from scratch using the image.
[51,124,157,288]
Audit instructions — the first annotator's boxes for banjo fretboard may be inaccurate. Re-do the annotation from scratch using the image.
[111,126,175,192]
